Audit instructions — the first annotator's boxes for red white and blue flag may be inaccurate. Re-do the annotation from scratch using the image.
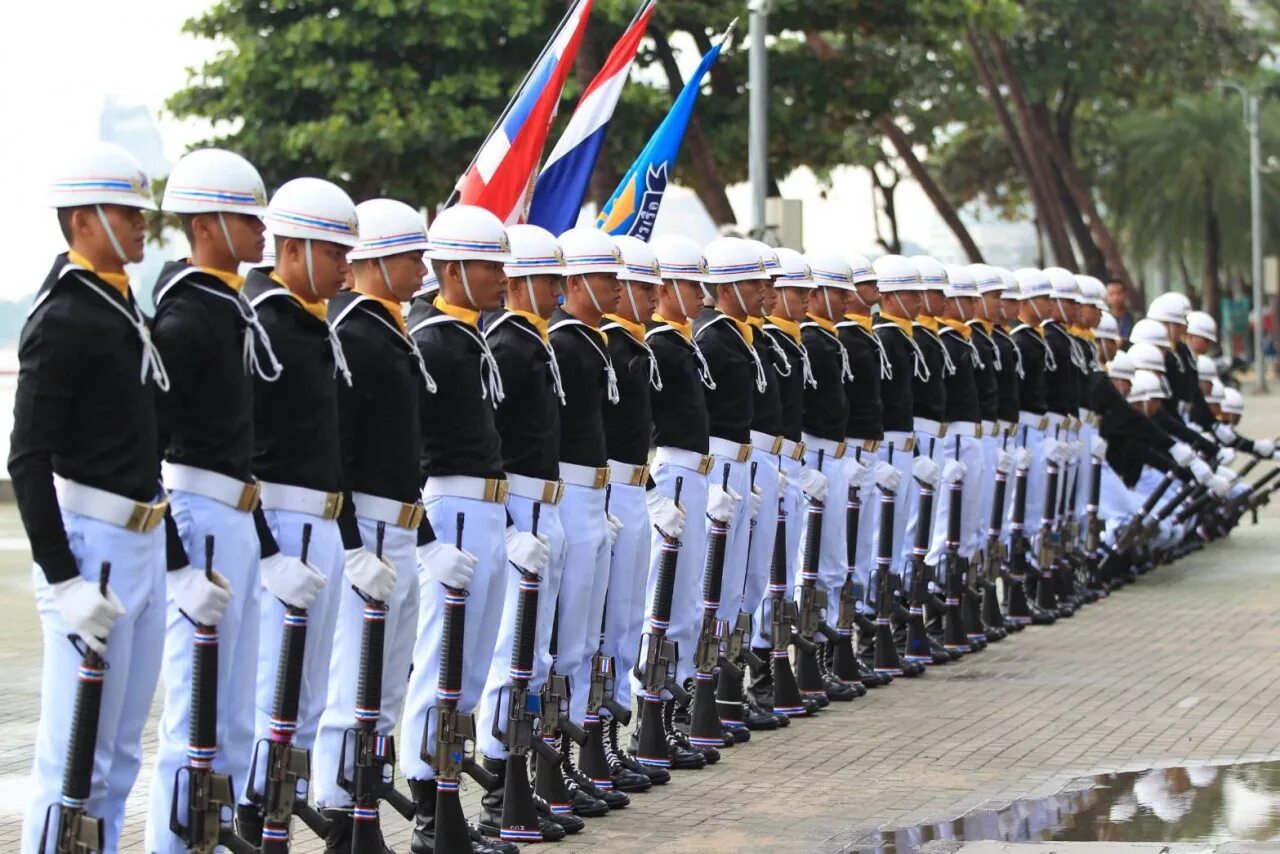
[454,0,594,224]
[527,0,655,235]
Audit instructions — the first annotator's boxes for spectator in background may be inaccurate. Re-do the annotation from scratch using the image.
[1107,279,1137,342]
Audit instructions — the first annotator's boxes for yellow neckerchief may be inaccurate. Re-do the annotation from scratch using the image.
[745,315,765,330]
[939,317,972,339]
[914,315,940,334]
[844,312,873,332]
[718,309,754,346]
[68,249,130,298]
[969,318,993,335]
[270,271,327,322]
[196,265,245,292]
[878,312,914,337]
[432,294,479,328]
[364,293,408,335]
[603,313,646,344]
[805,312,839,335]
[653,313,692,341]
[1016,316,1046,338]
[767,314,801,343]
[510,309,550,343]
[1071,325,1097,343]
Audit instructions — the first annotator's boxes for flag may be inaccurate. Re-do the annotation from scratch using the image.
[596,20,734,240]
[527,0,656,235]
[454,0,594,223]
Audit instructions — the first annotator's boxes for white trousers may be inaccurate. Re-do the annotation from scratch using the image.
[902,429,947,583]
[873,432,916,578]
[601,481,649,712]
[708,454,753,623]
[794,448,850,609]
[401,495,508,781]
[752,455,803,640]
[23,511,165,854]
[926,434,986,565]
[146,492,260,853]
[976,435,1007,547]
[313,518,420,808]
[846,450,878,614]
[737,449,781,632]
[555,484,610,725]
[1008,426,1048,546]
[475,494,566,761]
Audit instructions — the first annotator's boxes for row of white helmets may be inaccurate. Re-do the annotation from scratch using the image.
[1106,345,1242,413]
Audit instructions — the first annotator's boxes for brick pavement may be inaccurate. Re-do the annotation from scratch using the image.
[2,394,1280,852]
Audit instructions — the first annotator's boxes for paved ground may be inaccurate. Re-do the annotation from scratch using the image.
[3,392,1280,852]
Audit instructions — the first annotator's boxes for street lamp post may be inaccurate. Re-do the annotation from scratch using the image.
[1226,82,1268,393]
[748,0,770,241]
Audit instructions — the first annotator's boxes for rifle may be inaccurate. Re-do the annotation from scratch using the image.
[532,617,588,817]
[941,438,972,654]
[830,451,865,683]
[170,538,255,854]
[718,463,766,727]
[1003,428,1037,626]
[246,523,332,851]
[903,441,938,666]
[979,434,1011,636]
[762,495,813,716]
[871,462,906,677]
[1082,451,1104,593]
[632,478,691,766]
[688,464,734,748]
[1034,444,1062,616]
[794,451,832,700]
[40,563,111,854]
[423,513,500,853]
[1097,472,1175,582]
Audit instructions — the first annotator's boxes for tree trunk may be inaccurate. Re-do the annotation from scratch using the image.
[870,163,902,254]
[1203,178,1222,328]
[1037,103,1106,277]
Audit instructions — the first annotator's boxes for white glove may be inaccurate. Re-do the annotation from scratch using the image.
[418,540,479,589]
[800,467,829,503]
[707,483,741,522]
[1213,423,1238,445]
[1255,439,1275,457]
[1042,438,1062,464]
[1170,442,1196,468]
[911,456,941,487]
[606,512,623,544]
[995,449,1014,475]
[776,467,789,496]
[260,552,327,609]
[940,459,966,484]
[645,490,686,539]
[1015,447,1033,471]
[1216,465,1237,483]
[343,548,397,601]
[874,461,901,493]
[1208,473,1230,497]
[170,565,232,626]
[1188,457,1213,485]
[1218,447,1237,466]
[505,527,550,575]
[1090,436,1108,461]
[845,459,867,489]
[52,576,125,653]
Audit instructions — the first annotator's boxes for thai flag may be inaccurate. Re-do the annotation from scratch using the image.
[527,0,656,235]
[454,0,594,223]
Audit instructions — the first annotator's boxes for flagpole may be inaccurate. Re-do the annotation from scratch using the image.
[444,0,587,209]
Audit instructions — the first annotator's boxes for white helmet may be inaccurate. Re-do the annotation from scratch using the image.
[848,253,876,285]
[49,142,157,210]
[1095,312,1121,341]
[804,251,856,291]
[426,204,511,261]
[773,247,814,289]
[908,255,947,290]
[1148,292,1191,325]
[1186,310,1217,342]
[1206,378,1226,404]
[745,239,783,277]
[1108,350,1136,380]
[162,148,267,216]
[994,266,1019,297]
[943,264,978,298]
[503,224,565,278]
[968,264,1002,294]
[613,234,662,285]
[1075,275,1106,307]
[559,227,623,276]
[1222,387,1244,415]
[873,254,922,293]
[1013,268,1052,300]
[1196,354,1218,382]
[1130,369,1165,402]
[1044,267,1080,301]
[652,234,710,282]
[1130,318,1171,349]
[348,198,429,260]
[266,177,359,247]
[703,237,771,284]
[1128,341,1166,372]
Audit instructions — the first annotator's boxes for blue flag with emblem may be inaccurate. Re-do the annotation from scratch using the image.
[595,20,734,240]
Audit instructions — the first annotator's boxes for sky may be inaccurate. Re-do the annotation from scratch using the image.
[0,0,1035,303]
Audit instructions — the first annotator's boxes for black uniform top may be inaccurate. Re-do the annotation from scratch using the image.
[992,326,1023,423]
[1073,330,1099,411]
[800,315,850,443]
[1154,403,1216,457]
[549,307,613,468]
[911,318,948,423]
[646,317,710,453]
[837,315,884,441]
[486,311,562,481]
[330,292,427,549]
[1043,321,1080,417]
[10,254,176,584]
[873,315,917,432]
[746,317,784,437]
[1092,375,1176,487]
[762,318,807,442]
[1176,341,1216,430]
[407,296,505,481]
[938,321,982,424]
[1162,346,1193,406]
[1011,323,1049,415]
[601,315,657,467]
[694,308,759,443]
[967,321,1000,423]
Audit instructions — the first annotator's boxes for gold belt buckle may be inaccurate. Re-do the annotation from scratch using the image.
[632,465,649,487]
[128,498,169,533]
[1038,416,1049,431]
[936,423,949,439]
[322,492,344,520]
[593,466,610,489]
[539,480,562,504]
[791,442,805,461]
[770,435,784,455]
[975,423,984,439]
[903,436,917,453]
[833,441,847,459]
[697,454,714,476]
[862,438,881,453]
[397,502,426,529]
[736,443,751,463]
[237,481,261,513]
[482,478,509,503]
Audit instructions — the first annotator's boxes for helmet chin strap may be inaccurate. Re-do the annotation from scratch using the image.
[524,276,539,317]
[1031,298,1046,323]
[459,260,479,309]
[668,278,689,319]
[580,274,604,316]
[732,282,749,318]
[217,212,240,263]
[893,292,911,318]
[822,288,835,321]
[378,258,393,296]
[624,281,641,322]
[304,238,318,299]
[94,204,130,265]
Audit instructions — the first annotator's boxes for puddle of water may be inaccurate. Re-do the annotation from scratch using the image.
[865,761,1280,852]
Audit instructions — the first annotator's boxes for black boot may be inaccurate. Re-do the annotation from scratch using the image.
[667,699,717,765]
[534,793,584,834]
[816,642,860,700]
[745,694,785,728]
[408,779,437,854]
[566,741,630,809]
[628,702,705,770]
[611,715,669,785]
[602,718,653,792]
[322,808,354,854]
[478,756,566,843]
[235,804,263,846]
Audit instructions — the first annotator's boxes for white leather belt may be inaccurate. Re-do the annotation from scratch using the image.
[653,447,714,475]
[881,430,916,454]
[161,462,260,513]
[708,436,752,463]
[560,462,610,489]
[981,420,998,437]
[801,433,847,459]
[849,437,881,453]
[1045,412,1066,432]
[1078,408,1099,427]
[505,473,564,505]
[949,421,980,438]
[749,430,784,456]
[422,475,509,504]
[778,438,807,461]
[260,481,344,519]
[913,417,948,438]
[997,420,1016,437]
[1018,411,1049,430]
[607,460,649,488]
[54,476,168,534]
[352,492,425,529]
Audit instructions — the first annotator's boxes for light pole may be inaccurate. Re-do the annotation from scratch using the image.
[1225,82,1267,392]
[748,0,770,241]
